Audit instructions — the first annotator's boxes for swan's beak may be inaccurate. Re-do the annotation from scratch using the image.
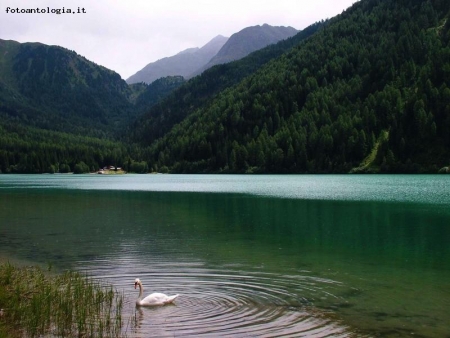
[134,282,138,289]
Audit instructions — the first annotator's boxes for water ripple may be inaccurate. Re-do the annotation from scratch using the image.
[81,261,356,337]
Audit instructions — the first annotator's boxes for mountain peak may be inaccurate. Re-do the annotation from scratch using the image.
[209,35,228,42]
[126,35,228,84]
[191,24,298,77]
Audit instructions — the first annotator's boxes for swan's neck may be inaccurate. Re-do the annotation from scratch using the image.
[138,283,144,299]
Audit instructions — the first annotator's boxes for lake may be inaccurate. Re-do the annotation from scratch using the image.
[0,174,449,337]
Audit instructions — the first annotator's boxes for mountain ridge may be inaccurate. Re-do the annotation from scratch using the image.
[127,24,298,84]
[190,24,298,77]
[129,21,325,146]
[133,0,450,174]
[126,35,228,84]
[1,0,449,175]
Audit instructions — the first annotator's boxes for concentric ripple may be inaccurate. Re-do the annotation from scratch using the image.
[83,260,355,337]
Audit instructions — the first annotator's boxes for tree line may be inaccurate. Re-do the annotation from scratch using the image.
[136,0,450,174]
[0,122,149,173]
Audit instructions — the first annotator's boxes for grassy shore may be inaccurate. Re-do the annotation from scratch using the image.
[0,262,124,337]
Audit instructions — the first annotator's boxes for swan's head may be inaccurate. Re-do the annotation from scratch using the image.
[134,278,141,289]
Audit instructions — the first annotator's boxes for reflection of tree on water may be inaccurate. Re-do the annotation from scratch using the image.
[1,176,449,337]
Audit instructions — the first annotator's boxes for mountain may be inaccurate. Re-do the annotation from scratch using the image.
[0,39,135,137]
[2,0,449,175]
[0,38,208,174]
[126,35,228,84]
[132,0,450,174]
[129,21,325,146]
[132,76,186,113]
[191,24,298,77]
[127,24,298,84]
[0,39,148,174]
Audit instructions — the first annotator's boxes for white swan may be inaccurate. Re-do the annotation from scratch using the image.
[134,278,179,306]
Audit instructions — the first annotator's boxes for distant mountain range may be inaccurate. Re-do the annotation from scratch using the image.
[1,0,449,175]
[191,24,298,77]
[129,0,450,174]
[128,22,323,147]
[127,24,298,84]
[126,35,228,84]
[0,22,299,137]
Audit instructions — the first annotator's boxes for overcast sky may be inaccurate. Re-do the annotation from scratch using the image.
[1,0,357,79]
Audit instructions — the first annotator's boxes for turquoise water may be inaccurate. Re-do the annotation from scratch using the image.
[0,174,449,337]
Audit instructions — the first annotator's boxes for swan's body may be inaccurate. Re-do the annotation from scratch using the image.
[134,278,179,306]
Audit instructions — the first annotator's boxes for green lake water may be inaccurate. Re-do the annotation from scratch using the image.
[0,174,449,337]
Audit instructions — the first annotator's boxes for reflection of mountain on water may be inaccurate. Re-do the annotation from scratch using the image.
[1,185,448,274]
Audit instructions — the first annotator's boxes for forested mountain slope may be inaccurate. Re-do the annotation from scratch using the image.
[129,21,326,146]
[0,39,135,137]
[0,40,186,173]
[137,0,450,174]
[0,40,154,173]
[130,76,186,114]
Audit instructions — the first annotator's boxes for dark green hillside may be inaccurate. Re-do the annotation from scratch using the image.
[0,40,139,173]
[0,39,134,136]
[132,76,186,114]
[129,21,326,145]
[0,40,177,173]
[136,0,450,174]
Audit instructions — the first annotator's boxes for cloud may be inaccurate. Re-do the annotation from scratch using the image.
[0,0,357,78]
